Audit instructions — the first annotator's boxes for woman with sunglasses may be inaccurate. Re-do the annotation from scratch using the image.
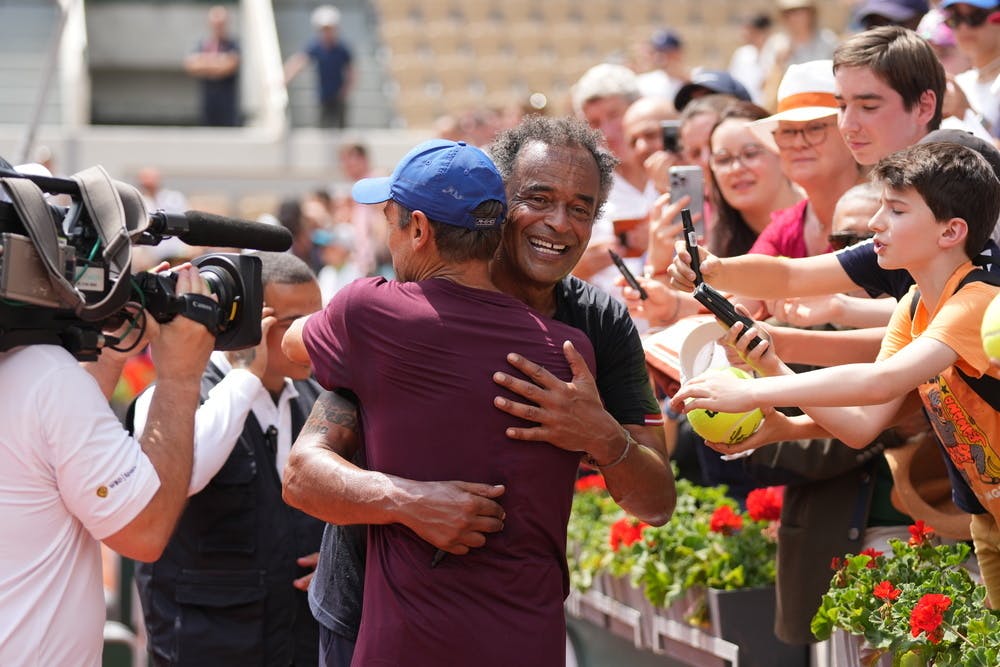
[942,0,1000,136]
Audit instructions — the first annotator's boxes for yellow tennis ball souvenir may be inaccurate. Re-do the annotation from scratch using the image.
[686,367,764,445]
[982,293,1000,360]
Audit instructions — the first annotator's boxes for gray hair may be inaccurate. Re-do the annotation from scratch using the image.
[489,115,618,219]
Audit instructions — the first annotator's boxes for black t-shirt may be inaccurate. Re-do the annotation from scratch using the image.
[309,275,661,638]
[837,238,1000,299]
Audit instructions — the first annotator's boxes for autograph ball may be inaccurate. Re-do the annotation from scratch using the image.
[686,367,764,445]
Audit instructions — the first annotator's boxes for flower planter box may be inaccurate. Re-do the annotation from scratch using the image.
[706,587,808,667]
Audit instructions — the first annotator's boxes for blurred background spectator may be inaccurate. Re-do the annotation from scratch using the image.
[284,5,354,128]
[183,5,241,127]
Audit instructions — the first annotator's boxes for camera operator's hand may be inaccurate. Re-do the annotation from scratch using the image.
[150,265,215,383]
[225,306,275,379]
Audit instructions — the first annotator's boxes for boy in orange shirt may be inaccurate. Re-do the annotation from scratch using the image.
[672,141,1000,600]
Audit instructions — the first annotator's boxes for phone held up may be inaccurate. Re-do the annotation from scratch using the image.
[669,165,704,239]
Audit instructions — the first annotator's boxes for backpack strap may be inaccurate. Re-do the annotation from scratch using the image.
[909,268,1000,318]
[909,268,1000,408]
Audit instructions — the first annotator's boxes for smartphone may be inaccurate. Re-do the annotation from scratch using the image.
[669,165,704,238]
[660,120,681,154]
[692,283,763,351]
[681,208,702,286]
[608,249,648,300]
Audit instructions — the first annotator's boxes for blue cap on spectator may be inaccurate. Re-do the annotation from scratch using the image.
[857,0,929,23]
[650,29,682,52]
[673,70,753,112]
[352,140,507,230]
[940,0,997,8]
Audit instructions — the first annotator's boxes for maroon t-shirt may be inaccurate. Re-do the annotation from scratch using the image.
[303,277,597,667]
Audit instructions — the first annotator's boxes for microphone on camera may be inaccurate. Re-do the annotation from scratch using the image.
[147,210,294,252]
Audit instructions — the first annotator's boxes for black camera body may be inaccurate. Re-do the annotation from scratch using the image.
[131,254,262,350]
[0,164,268,360]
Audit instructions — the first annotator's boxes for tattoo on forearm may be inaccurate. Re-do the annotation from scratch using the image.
[303,391,359,435]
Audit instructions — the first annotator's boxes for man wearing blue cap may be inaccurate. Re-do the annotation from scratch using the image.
[282,137,667,666]
[284,122,674,665]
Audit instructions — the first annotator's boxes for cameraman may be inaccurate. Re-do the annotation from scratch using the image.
[0,265,215,666]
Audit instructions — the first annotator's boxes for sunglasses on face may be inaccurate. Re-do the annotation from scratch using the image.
[944,6,996,29]
[827,230,874,250]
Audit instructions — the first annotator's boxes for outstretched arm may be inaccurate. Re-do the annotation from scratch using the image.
[672,334,956,447]
[669,240,857,299]
[282,391,507,555]
[492,341,676,525]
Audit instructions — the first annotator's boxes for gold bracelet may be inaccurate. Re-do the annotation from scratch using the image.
[586,429,635,470]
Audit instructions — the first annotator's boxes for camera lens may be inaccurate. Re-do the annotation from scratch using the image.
[194,258,243,331]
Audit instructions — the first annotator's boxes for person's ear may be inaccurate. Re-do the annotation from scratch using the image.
[915,89,937,128]
[410,210,432,250]
[939,216,968,250]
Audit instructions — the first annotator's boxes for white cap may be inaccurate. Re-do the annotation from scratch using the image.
[311,5,341,28]
[750,60,838,150]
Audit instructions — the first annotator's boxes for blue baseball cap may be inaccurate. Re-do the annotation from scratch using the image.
[940,0,998,8]
[352,139,507,230]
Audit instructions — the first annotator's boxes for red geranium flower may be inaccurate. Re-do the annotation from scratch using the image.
[873,580,901,602]
[830,556,844,571]
[910,593,952,644]
[908,520,934,546]
[709,505,743,534]
[746,486,784,522]
[609,517,650,551]
[575,474,607,493]
[860,547,884,568]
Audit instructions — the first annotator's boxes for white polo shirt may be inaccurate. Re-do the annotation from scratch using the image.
[0,345,159,667]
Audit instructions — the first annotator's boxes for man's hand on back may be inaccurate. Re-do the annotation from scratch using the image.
[394,479,506,555]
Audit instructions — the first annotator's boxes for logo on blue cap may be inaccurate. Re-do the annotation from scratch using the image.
[352,140,507,230]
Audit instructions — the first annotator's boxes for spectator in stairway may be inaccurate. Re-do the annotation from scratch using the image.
[284,5,354,129]
[184,5,241,127]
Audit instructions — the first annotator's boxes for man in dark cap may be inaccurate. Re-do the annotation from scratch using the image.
[674,69,753,112]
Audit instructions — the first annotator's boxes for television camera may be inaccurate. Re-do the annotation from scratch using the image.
[0,161,293,360]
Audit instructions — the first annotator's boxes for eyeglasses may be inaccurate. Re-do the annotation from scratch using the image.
[943,7,994,29]
[827,230,874,251]
[772,120,835,149]
[708,144,768,171]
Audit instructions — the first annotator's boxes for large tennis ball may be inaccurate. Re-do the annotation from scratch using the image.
[686,367,764,445]
[982,293,1000,360]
